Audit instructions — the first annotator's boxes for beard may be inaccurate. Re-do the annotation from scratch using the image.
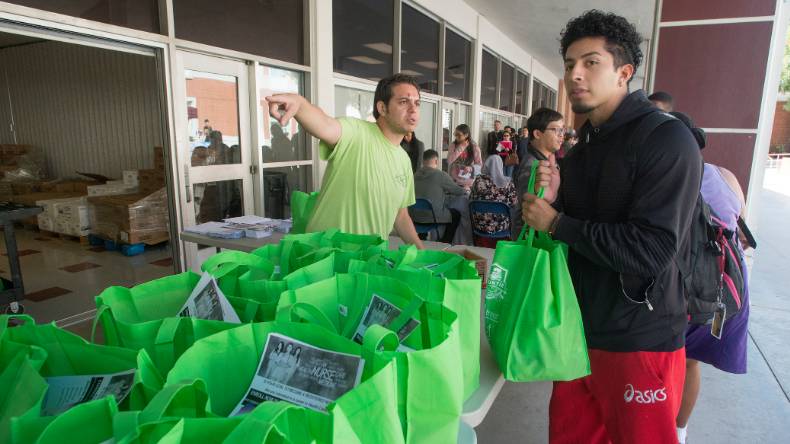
[571,102,595,114]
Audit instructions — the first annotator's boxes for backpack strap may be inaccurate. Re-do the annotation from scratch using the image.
[624,111,677,181]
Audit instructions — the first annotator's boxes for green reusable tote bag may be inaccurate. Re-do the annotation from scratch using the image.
[10,378,292,444]
[347,254,481,400]
[484,161,590,382]
[278,230,388,276]
[0,315,163,410]
[276,274,464,444]
[0,350,48,443]
[93,276,242,377]
[250,244,286,279]
[290,191,319,234]
[164,321,404,444]
[201,251,285,322]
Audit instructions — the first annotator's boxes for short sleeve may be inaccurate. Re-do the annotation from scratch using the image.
[319,117,357,161]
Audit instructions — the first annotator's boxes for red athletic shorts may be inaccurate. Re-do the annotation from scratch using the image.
[549,347,686,444]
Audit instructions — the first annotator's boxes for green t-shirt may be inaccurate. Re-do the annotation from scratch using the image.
[306,117,415,239]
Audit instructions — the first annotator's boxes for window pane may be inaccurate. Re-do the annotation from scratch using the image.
[531,79,542,112]
[5,0,160,33]
[441,106,453,153]
[444,29,471,101]
[499,62,514,112]
[401,4,439,94]
[173,0,305,65]
[478,111,497,144]
[333,0,394,81]
[515,71,528,114]
[414,100,436,151]
[258,66,309,163]
[334,85,375,121]
[193,179,243,224]
[186,70,241,167]
[262,165,313,219]
[459,103,471,126]
[480,50,498,108]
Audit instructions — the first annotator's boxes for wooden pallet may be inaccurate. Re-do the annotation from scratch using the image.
[39,229,88,245]
[58,233,89,245]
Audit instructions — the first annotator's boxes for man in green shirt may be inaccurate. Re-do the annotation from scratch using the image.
[266,74,424,247]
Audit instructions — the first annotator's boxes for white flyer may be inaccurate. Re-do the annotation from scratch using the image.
[41,369,135,416]
[229,333,364,415]
[352,294,420,352]
[178,272,241,323]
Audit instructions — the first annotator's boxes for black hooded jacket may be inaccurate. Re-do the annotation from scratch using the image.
[553,90,702,352]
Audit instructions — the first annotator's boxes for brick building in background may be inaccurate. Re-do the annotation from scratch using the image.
[771,96,790,154]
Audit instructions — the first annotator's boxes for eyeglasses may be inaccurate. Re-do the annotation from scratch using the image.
[543,127,565,135]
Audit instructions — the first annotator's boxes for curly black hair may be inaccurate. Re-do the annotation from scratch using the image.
[560,10,643,77]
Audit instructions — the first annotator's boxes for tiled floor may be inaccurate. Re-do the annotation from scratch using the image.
[0,228,174,327]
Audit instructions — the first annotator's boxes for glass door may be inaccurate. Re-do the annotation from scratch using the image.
[174,51,254,270]
[441,101,456,170]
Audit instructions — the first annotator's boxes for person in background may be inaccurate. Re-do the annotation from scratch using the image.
[497,131,516,177]
[413,150,467,243]
[202,119,213,142]
[486,119,504,153]
[648,91,674,112]
[469,140,518,248]
[515,126,531,172]
[400,130,425,173]
[670,111,752,444]
[448,123,483,189]
[557,128,578,159]
[265,73,424,247]
[513,107,565,238]
[523,11,701,443]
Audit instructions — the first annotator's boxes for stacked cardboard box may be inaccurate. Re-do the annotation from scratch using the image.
[88,188,169,244]
[87,180,138,197]
[56,201,91,236]
[123,170,139,187]
[137,169,166,195]
[0,145,33,177]
[36,196,90,236]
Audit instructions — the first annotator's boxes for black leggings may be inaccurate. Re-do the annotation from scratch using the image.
[441,208,462,244]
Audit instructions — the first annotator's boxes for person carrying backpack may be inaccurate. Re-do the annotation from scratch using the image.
[671,111,753,444]
[522,11,702,443]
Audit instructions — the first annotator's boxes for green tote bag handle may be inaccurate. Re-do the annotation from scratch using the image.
[201,251,274,279]
[518,159,547,248]
[224,401,307,443]
[91,304,122,346]
[0,314,35,339]
[137,380,211,424]
[288,302,339,334]
[361,324,400,379]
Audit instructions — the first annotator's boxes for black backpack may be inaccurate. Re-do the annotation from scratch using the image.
[683,198,745,324]
[625,111,745,324]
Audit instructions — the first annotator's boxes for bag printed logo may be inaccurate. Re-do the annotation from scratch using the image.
[623,384,667,404]
[486,265,508,300]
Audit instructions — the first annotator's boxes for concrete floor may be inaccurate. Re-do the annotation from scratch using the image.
[476,166,790,443]
[0,229,173,325]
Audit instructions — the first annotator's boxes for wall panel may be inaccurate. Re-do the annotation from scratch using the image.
[0,40,163,179]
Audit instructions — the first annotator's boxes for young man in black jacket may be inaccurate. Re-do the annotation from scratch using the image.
[522,11,702,443]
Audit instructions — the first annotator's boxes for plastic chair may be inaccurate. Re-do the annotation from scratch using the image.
[409,198,442,240]
[468,200,512,245]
